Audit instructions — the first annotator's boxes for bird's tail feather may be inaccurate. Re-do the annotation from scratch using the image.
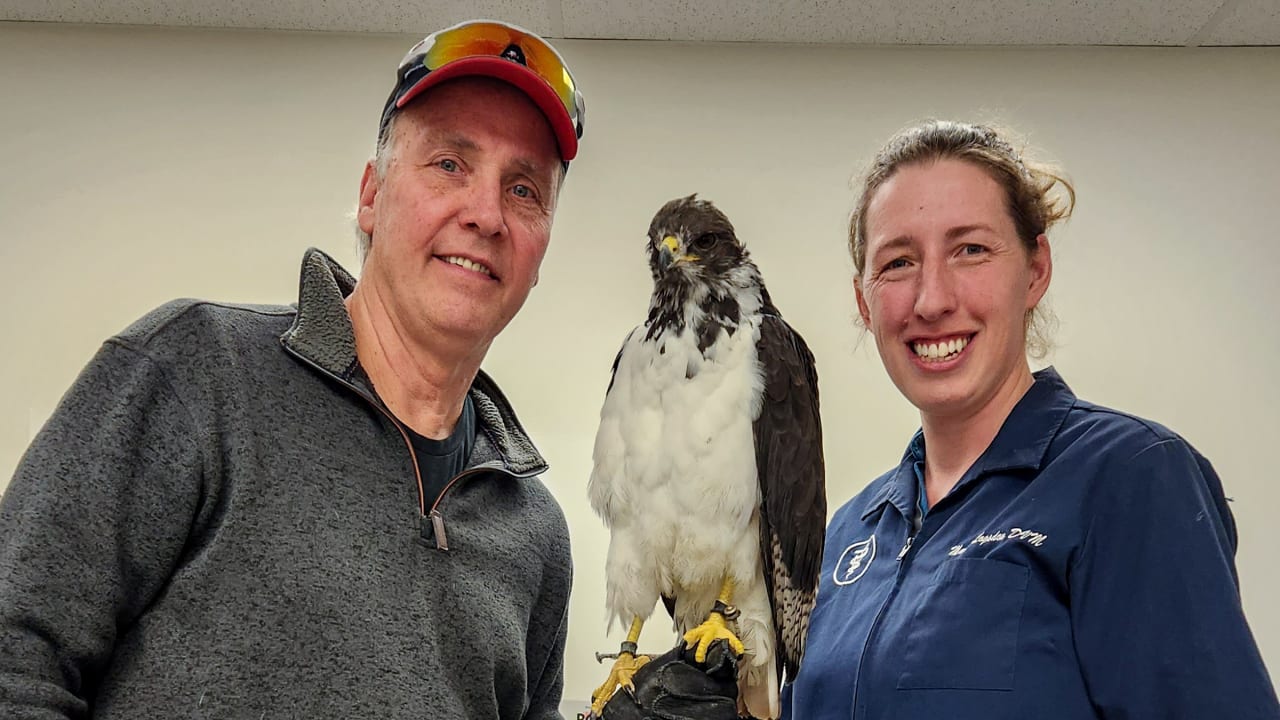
[740,656,780,719]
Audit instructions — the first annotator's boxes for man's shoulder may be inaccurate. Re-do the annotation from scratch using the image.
[114,298,297,357]
[524,475,573,568]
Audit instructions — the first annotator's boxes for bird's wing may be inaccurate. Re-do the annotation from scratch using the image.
[753,313,826,683]
[604,327,635,396]
[589,327,639,527]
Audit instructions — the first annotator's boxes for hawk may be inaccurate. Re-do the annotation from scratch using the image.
[588,195,826,719]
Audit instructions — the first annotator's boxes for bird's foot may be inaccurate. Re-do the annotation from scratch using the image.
[590,651,651,717]
[682,609,745,663]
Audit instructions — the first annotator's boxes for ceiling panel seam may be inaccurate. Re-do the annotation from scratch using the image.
[1185,0,1242,46]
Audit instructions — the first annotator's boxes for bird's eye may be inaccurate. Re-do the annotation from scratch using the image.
[692,234,717,252]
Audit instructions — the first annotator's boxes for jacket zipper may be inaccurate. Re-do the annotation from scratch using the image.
[850,527,920,719]
[281,347,545,551]
[284,349,429,515]
[896,536,914,561]
[848,474,976,716]
[426,462,543,550]
[429,509,448,550]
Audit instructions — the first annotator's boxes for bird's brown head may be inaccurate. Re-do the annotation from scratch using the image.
[646,194,747,284]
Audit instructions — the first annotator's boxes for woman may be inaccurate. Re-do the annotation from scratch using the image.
[784,120,1278,718]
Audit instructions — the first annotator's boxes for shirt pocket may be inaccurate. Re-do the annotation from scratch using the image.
[896,557,1029,691]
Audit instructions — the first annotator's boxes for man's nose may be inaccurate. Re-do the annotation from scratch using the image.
[459,178,507,238]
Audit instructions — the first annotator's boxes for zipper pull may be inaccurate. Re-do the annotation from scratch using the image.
[430,509,449,551]
[897,535,914,562]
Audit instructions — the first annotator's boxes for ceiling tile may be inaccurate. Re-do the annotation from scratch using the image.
[1,0,551,35]
[4,0,1273,46]
[560,0,1220,45]
[1200,0,1280,45]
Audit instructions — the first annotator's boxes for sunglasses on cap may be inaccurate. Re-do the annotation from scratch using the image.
[379,19,585,163]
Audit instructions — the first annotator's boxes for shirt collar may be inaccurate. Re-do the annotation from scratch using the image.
[280,247,549,477]
[860,366,1077,521]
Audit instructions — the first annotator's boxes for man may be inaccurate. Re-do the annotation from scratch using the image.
[0,19,585,719]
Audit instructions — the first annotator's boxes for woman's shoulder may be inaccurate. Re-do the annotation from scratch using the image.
[1049,396,1223,515]
[1057,395,1197,461]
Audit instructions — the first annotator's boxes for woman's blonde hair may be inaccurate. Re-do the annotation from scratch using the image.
[849,120,1076,359]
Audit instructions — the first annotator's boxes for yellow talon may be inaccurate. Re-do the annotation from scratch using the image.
[683,576,745,663]
[591,616,648,716]
[682,611,745,662]
[590,652,651,716]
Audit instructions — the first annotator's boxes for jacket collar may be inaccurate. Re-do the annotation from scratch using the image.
[861,366,1076,521]
[280,247,548,476]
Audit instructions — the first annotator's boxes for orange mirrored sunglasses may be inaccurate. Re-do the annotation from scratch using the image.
[380,20,585,161]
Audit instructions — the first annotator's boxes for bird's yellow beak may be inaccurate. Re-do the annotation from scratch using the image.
[659,235,698,269]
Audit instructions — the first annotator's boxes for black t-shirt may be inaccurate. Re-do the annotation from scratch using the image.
[404,395,477,513]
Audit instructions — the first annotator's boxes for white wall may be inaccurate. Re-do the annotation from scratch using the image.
[1,21,1277,705]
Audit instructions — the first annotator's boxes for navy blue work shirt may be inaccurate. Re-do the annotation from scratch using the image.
[784,367,1278,719]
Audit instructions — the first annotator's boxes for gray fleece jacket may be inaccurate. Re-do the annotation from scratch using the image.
[0,248,572,719]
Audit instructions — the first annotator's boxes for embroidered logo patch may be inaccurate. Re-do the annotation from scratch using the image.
[833,535,876,586]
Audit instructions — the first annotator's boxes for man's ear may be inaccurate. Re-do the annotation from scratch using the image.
[357,161,379,235]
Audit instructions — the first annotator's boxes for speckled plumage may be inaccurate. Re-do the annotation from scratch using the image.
[589,196,826,719]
